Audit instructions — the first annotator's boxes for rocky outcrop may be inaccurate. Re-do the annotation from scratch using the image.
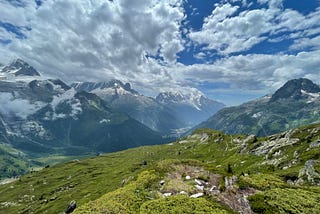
[252,135,299,157]
[296,160,320,185]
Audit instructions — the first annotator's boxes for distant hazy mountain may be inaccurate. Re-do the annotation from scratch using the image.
[72,81,225,136]
[196,78,320,136]
[0,60,164,157]
[156,90,225,128]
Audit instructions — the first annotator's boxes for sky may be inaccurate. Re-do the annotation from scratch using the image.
[0,0,320,106]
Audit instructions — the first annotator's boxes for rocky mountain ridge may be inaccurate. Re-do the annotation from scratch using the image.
[270,78,320,102]
[196,78,320,136]
[72,81,225,136]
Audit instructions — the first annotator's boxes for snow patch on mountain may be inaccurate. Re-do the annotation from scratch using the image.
[91,83,132,97]
[252,112,263,118]
[99,119,111,124]
[301,90,320,103]
[49,88,82,120]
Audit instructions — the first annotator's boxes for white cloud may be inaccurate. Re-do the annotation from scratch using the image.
[0,92,45,119]
[171,50,320,94]
[290,35,320,51]
[189,4,278,54]
[1,0,185,88]
[0,1,36,26]
[189,1,320,55]
[0,27,15,41]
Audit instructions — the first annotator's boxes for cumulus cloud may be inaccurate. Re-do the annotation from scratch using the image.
[189,0,320,55]
[171,50,320,94]
[189,3,277,54]
[1,0,185,87]
[290,35,320,51]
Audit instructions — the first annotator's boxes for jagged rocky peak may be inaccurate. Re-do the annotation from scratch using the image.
[1,59,40,76]
[270,78,320,102]
[71,79,138,95]
[28,79,71,93]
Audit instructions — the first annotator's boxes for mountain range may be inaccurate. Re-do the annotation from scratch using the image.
[196,78,320,136]
[0,59,165,178]
[0,59,225,179]
[72,81,225,136]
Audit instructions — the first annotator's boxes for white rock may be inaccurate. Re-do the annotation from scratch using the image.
[163,193,172,197]
[194,179,202,185]
[195,185,204,191]
[190,193,204,198]
[209,186,217,192]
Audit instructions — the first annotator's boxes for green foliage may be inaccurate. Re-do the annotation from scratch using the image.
[74,170,158,214]
[75,168,232,214]
[238,174,286,190]
[0,144,39,179]
[249,188,320,214]
[140,195,231,214]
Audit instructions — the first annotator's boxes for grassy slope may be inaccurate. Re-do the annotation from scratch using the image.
[0,143,35,179]
[0,125,319,213]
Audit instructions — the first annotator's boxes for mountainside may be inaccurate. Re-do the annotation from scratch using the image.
[0,60,165,177]
[196,78,320,136]
[0,123,320,213]
[156,90,225,128]
[72,81,187,136]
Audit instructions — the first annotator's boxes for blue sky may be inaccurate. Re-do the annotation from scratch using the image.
[0,0,320,106]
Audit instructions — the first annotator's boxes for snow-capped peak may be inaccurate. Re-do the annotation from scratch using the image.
[72,80,139,97]
[156,88,205,110]
[1,59,40,77]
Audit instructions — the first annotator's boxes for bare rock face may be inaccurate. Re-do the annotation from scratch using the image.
[296,160,320,185]
[252,133,299,157]
[309,140,320,149]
